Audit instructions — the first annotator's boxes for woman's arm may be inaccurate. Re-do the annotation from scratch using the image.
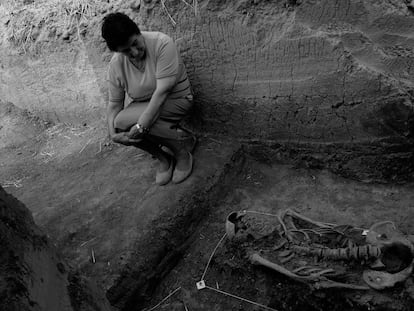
[107,100,124,138]
[140,76,176,127]
[107,100,142,145]
[128,75,176,138]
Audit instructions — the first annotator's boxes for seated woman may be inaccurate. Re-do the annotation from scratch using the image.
[101,12,196,185]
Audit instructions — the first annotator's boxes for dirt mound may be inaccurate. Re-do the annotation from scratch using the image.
[0,185,112,311]
[0,100,48,149]
[2,0,111,51]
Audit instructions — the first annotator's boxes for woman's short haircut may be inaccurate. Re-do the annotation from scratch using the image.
[101,12,141,51]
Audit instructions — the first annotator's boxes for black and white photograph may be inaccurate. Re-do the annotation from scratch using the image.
[1,1,414,310]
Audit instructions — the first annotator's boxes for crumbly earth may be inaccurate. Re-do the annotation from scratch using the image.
[1,0,414,142]
[1,0,414,311]
[0,185,113,311]
[1,102,414,310]
[143,152,414,311]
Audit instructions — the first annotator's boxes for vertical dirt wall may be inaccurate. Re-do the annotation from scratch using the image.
[129,0,414,143]
[0,43,106,124]
[0,186,112,311]
[1,0,414,143]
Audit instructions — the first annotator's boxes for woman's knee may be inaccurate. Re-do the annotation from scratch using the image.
[113,113,129,130]
[114,110,138,130]
[114,102,148,130]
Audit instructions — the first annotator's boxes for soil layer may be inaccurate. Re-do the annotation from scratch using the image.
[1,1,414,310]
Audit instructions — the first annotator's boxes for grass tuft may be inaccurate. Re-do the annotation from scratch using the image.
[2,0,104,52]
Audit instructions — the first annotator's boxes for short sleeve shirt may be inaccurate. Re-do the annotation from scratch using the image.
[107,31,191,106]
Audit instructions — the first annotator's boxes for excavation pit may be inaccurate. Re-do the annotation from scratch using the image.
[1,0,414,310]
[134,145,414,311]
[2,134,414,311]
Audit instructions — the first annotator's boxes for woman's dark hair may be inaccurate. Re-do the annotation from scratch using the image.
[101,12,140,51]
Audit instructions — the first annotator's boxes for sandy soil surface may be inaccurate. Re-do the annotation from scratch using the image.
[141,152,414,311]
[0,183,113,311]
[2,0,414,141]
[1,1,414,310]
[1,104,414,310]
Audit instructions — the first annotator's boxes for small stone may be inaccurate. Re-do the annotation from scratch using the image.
[130,0,141,10]
[56,262,66,274]
[31,28,40,41]
[62,31,70,40]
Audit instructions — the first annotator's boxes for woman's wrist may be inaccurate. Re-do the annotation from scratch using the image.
[135,123,150,134]
[137,113,152,129]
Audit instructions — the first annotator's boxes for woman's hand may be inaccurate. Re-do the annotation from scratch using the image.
[111,132,142,146]
[127,125,145,140]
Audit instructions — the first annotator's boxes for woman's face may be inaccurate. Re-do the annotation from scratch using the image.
[117,34,146,61]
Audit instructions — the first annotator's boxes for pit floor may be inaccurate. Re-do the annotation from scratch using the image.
[142,154,414,311]
[1,123,414,310]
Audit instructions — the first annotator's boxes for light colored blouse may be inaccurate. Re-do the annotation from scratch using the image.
[107,31,191,107]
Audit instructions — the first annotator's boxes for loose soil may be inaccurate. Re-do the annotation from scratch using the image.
[140,151,414,311]
[1,104,414,310]
[1,0,414,310]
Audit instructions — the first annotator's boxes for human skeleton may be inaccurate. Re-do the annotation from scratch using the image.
[226,209,413,290]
